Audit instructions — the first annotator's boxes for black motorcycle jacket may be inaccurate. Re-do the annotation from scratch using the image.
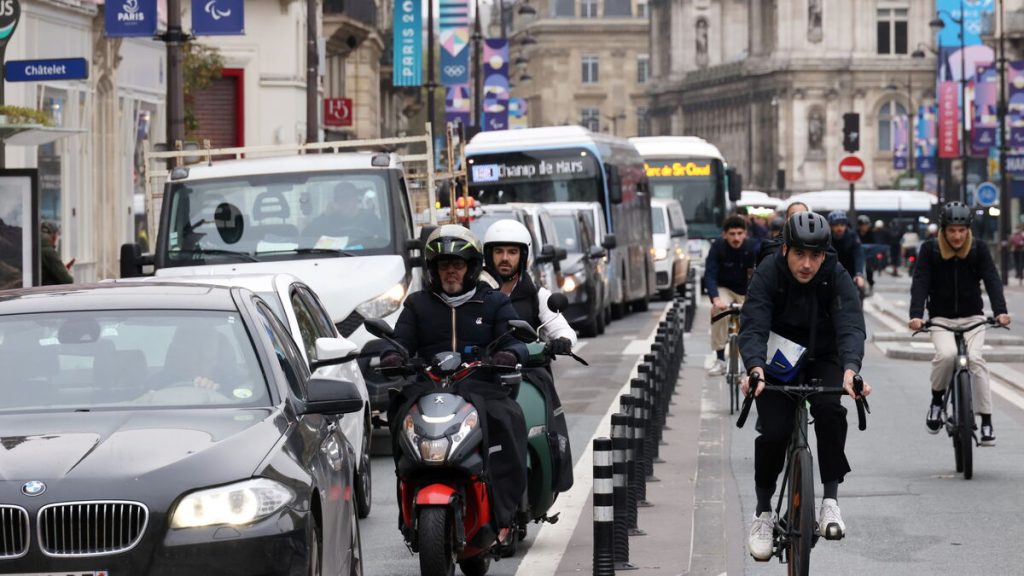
[739,251,865,375]
[389,282,528,364]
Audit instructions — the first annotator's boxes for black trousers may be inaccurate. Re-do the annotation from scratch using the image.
[753,357,851,490]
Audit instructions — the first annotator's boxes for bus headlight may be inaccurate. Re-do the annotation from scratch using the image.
[356,283,406,319]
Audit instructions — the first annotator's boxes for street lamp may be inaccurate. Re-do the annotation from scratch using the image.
[930,5,968,203]
[887,48,928,182]
[997,0,1011,285]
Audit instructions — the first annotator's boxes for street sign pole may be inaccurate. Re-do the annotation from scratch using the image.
[849,182,856,225]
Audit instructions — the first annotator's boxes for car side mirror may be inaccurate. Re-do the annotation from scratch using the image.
[726,167,743,202]
[535,244,557,264]
[554,247,568,262]
[309,337,360,372]
[605,164,622,204]
[588,245,607,260]
[546,292,569,313]
[601,234,617,250]
[509,319,538,343]
[301,378,364,415]
[119,243,154,278]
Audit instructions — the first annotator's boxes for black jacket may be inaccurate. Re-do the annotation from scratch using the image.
[508,273,541,328]
[832,228,865,278]
[739,251,865,375]
[705,238,757,298]
[909,237,1008,320]
[390,282,528,363]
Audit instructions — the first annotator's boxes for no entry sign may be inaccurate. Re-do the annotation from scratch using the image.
[839,155,865,183]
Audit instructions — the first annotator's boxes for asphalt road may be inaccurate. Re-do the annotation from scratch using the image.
[360,301,670,576]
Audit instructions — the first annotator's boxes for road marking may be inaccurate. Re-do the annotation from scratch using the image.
[515,308,671,576]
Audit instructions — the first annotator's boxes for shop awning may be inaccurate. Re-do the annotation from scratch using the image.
[0,125,84,146]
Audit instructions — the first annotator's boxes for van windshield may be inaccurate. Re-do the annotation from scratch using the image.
[162,171,394,266]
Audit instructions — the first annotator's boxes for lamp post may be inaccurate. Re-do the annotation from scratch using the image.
[998,0,1011,285]
[931,3,969,203]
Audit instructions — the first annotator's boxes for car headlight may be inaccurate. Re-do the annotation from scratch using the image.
[655,248,668,261]
[356,283,406,319]
[419,437,451,463]
[561,271,586,293]
[170,478,294,529]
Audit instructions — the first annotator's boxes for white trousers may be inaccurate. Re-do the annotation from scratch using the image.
[929,315,992,415]
[710,287,745,353]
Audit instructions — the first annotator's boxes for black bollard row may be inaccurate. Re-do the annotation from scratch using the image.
[611,414,637,571]
[629,377,652,506]
[618,394,646,536]
[593,438,616,576]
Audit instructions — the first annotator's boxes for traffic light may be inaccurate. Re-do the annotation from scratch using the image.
[842,113,860,153]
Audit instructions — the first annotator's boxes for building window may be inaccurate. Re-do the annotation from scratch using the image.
[637,54,650,84]
[582,108,601,132]
[582,55,600,84]
[604,0,631,17]
[582,0,599,18]
[553,0,574,17]
[637,106,651,137]
[877,8,908,55]
[878,100,908,151]
[637,0,648,18]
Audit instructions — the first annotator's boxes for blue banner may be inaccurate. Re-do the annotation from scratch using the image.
[483,39,509,131]
[5,58,89,82]
[936,0,994,47]
[192,0,244,36]
[439,0,470,85]
[393,0,423,87]
[105,0,158,38]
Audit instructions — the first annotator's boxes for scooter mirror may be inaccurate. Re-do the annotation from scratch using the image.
[363,318,394,339]
[547,293,569,314]
[508,319,539,343]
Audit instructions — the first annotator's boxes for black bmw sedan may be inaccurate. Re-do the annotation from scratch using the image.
[0,283,364,575]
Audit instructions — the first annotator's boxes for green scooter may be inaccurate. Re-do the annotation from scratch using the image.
[513,294,587,542]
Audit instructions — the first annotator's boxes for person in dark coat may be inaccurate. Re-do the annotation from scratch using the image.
[40,221,73,285]
[381,224,528,537]
[738,211,870,560]
[909,201,1010,446]
[826,210,865,291]
[705,215,757,375]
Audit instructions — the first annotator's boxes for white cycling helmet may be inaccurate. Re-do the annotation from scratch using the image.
[483,219,533,281]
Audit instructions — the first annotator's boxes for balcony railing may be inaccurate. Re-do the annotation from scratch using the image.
[324,0,378,28]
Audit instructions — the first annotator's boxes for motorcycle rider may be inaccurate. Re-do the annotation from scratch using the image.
[482,219,575,492]
[380,224,528,538]
[739,211,870,560]
[909,202,1010,446]
[827,210,866,291]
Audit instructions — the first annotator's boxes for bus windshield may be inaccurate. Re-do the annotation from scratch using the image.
[161,171,394,267]
[645,158,724,239]
[468,148,604,206]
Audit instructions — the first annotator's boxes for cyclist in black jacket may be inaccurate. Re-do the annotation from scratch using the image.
[738,211,871,560]
[827,210,866,291]
[705,215,757,375]
[909,202,1010,445]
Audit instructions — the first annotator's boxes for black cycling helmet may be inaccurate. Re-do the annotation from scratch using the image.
[857,214,871,226]
[424,224,485,294]
[783,211,831,251]
[940,201,973,227]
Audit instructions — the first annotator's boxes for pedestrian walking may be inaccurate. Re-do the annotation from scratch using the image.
[40,221,74,285]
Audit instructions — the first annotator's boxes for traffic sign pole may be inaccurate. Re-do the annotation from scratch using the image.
[838,155,865,224]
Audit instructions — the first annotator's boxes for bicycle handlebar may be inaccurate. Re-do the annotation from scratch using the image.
[913,317,1001,337]
[711,303,742,323]
[735,373,869,431]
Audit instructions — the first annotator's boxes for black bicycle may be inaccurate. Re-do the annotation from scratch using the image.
[912,317,1004,480]
[711,303,742,414]
[737,373,868,576]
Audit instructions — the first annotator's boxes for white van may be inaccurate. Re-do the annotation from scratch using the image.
[650,198,690,299]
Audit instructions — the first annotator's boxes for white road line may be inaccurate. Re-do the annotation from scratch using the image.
[515,308,672,576]
[991,379,1024,412]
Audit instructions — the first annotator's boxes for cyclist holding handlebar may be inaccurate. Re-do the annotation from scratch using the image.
[909,201,1010,446]
[738,211,871,560]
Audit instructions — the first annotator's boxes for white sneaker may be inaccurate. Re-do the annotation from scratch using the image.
[707,359,726,376]
[747,511,775,560]
[817,498,845,540]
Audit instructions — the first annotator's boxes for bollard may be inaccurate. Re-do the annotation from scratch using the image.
[639,359,662,467]
[619,394,646,536]
[629,378,652,507]
[593,437,615,576]
[611,414,637,570]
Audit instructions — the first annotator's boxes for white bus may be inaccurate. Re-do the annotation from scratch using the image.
[782,189,939,232]
[467,126,656,316]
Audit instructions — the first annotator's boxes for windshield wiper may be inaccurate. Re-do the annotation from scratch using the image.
[257,248,357,257]
[172,249,261,262]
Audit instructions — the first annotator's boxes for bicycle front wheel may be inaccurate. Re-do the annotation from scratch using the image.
[958,371,974,480]
[787,449,815,576]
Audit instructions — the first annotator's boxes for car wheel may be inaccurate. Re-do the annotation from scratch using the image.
[355,413,372,519]
[349,506,364,576]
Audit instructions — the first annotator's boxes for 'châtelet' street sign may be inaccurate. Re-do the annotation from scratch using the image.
[838,155,865,183]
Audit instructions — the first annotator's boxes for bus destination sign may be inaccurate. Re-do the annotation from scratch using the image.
[471,156,597,183]
[645,161,712,178]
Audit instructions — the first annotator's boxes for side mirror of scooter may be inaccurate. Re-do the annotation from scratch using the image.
[546,293,569,314]
[362,319,409,358]
[508,319,539,343]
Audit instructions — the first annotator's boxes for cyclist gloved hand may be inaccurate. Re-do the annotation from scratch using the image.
[492,351,518,367]
[547,337,573,356]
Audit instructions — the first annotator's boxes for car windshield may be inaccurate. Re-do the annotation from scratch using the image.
[468,213,515,239]
[551,214,582,253]
[0,310,270,413]
[163,171,394,266]
[651,207,667,234]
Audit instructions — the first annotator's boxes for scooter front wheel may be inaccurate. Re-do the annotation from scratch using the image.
[418,507,456,576]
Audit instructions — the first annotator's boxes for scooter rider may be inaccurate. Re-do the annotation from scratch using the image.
[482,219,575,492]
[909,201,1010,445]
[381,224,528,536]
[739,211,871,560]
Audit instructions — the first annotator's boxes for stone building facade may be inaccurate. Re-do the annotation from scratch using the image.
[509,0,652,137]
[648,0,937,194]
